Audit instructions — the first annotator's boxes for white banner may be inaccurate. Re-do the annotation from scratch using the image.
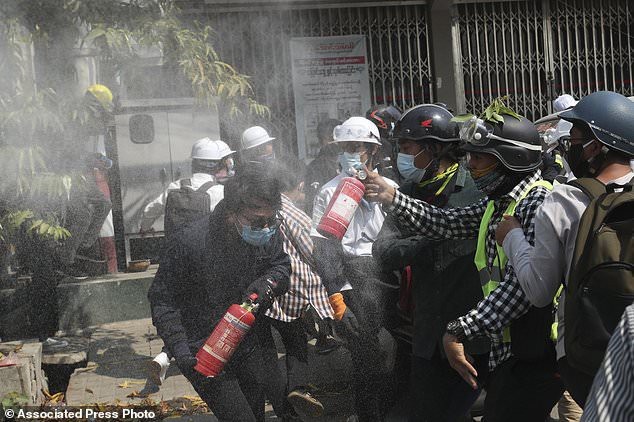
[290,35,371,160]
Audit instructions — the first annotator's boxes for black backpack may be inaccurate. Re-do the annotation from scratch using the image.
[564,177,634,376]
[164,178,216,237]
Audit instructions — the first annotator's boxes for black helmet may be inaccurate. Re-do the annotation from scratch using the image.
[559,91,634,156]
[366,104,402,139]
[460,114,542,172]
[393,104,460,142]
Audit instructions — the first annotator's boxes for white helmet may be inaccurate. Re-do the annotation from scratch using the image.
[332,116,381,145]
[552,94,578,112]
[191,138,235,160]
[240,126,275,151]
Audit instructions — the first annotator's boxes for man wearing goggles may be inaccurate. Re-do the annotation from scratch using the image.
[363,108,563,422]
[372,104,486,421]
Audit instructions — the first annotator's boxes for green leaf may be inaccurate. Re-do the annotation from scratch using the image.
[491,112,505,123]
[450,114,475,123]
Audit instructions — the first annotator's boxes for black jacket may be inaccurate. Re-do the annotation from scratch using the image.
[148,201,291,360]
[373,165,487,359]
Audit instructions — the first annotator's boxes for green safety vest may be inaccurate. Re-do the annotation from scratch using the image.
[474,180,553,343]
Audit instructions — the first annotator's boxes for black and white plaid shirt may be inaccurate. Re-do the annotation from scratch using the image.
[391,170,550,370]
[266,195,334,322]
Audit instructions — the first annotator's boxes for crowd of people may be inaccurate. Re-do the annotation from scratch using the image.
[142,91,633,422]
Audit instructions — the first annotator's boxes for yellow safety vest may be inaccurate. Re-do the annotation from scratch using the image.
[474,180,553,343]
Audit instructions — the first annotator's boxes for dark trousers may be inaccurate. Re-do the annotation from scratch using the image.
[410,352,488,422]
[58,178,111,265]
[340,288,393,422]
[483,353,564,422]
[181,347,266,422]
[255,315,308,417]
[558,357,594,408]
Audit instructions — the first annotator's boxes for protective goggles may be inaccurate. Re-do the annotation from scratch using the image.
[194,159,225,170]
[459,116,541,151]
[333,124,380,143]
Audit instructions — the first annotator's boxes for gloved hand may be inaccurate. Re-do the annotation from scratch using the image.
[172,342,197,374]
[329,293,360,337]
[244,277,276,311]
[338,307,360,337]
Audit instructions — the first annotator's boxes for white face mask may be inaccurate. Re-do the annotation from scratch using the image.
[396,150,431,183]
[338,152,363,175]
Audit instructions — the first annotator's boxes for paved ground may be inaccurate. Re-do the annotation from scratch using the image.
[65,319,199,406]
[62,318,559,421]
[64,318,357,421]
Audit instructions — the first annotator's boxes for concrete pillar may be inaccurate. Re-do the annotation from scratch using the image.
[429,0,460,111]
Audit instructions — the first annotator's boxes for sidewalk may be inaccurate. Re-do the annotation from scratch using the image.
[64,318,356,421]
[65,319,198,406]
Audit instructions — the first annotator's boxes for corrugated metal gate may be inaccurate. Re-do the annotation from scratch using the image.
[453,0,634,120]
[203,2,433,155]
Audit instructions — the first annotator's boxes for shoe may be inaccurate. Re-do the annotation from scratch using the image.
[287,387,324,418]
[42,337,69,350]
[315,334,341,355]
[146,352,170,385]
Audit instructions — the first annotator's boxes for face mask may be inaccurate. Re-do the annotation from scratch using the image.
[338,152,363,175]
[469,161,499,179]
[397,150,431,183]
[260,152,275,163]
[566,140,594,178]
[472,168,507,196]
[237,223,276,246]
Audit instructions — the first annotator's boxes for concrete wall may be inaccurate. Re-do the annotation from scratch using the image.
[0,268,156,339]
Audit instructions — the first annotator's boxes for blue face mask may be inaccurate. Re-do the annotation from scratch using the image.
[237,223,276,246]
[338,152,363,175]
[397,151,430,183]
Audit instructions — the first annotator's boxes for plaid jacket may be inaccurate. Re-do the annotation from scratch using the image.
[391,170,550,370]
[265,195,334,322]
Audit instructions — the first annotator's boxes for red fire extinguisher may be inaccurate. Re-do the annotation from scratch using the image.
[317,176,366,240]
[194,293,258,377]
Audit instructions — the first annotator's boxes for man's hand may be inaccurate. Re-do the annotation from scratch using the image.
[360,165,397,205]
[172,342,197,374]
[176,355,198,374]
[244,277,276,311]
[442,333,478,390]
[495,214,521,246]
[337,307,360,337]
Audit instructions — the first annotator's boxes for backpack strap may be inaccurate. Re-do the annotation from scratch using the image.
[197,180,217,193]
[180,178,193,189]
[567,178,607,201]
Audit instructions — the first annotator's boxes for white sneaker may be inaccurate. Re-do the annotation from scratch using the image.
[42,337,69,350]
[147,352,170,385]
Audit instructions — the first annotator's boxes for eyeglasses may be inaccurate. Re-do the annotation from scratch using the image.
[459,116,541,151]
[238,212,282,229]
[333,124,380,143]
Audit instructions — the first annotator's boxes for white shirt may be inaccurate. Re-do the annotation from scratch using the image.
[503,171,634,359]
[310,171,399,256]
[139,173,225,231]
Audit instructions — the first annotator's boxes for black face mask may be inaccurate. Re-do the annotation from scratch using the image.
[566,142,591,178]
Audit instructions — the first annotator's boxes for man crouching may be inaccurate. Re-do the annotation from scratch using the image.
[148,165,291,422]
